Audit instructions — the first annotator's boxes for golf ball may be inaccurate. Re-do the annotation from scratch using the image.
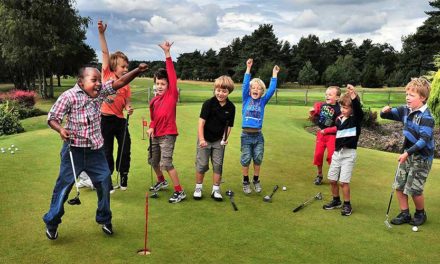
[10,151,15,154]
[15,148,18,151]
[8,148,11,151]
[412,226,418,232]
[11,144,14,148]
[282,186,287,191]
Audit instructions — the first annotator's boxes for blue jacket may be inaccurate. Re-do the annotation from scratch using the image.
[380,104,435,161]
[241,73,277,129]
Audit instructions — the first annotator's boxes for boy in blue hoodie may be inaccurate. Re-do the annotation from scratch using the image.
[241,58,279,194]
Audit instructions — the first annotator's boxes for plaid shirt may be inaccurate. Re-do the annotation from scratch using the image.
[47,81,115,149]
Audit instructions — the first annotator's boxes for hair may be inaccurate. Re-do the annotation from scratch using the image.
[77,66,100,81]
[339,93,353,107]
[250,78,266,94]
[214,75,235,93]
[327,86,342,96]
[109,51,129,72]
[154,68,168,83]
[405,77,431,102]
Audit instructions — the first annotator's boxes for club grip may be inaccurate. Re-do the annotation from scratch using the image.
[232,202,238,211]
[293,205,303,213]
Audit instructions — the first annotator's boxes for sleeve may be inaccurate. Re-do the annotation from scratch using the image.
[199,100,210,120]
[166,57,178,100]
[47,93,71,124]
[352,97,364,124]
[323,126,337,134]
[229,103,236,127]
[406,115,435,156]
[242,73,251,100]
[149,100,155,129]
[98,80,116,103]
[380,106,404,122]
[261,77,277,105]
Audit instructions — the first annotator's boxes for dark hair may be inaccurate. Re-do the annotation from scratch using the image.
[154,68,168,83]
[77,66,99,80]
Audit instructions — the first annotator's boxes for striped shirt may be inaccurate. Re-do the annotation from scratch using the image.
[380,104,435,160]
[47,81,115,149]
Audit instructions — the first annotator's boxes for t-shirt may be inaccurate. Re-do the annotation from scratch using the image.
[100,65,131,118]
[317,103,340,130]
[200,96,236,142]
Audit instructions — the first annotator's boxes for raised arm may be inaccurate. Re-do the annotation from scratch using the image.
[98,20,110,70]
[242,58,253,98]
[262,65,280,103]
[112,63,148,90]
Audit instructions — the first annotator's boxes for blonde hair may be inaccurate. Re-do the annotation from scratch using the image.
[109,51,129,72]
[250,78,266,94]
[405,77,430,102]
[214,75,235,93]
[339,93,352,107]
[327,86,342,96]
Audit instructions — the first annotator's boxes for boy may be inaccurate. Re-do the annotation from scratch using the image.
[193,76,235,201]
[43,63,147,240]
[147,41,185,203]
[322,85,363,216]
[241,58,279,194]
[310,86,341,185]
[380,78,434,226]
[98,20,133,192]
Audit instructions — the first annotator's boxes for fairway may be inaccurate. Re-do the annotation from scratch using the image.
[1,101,439,263]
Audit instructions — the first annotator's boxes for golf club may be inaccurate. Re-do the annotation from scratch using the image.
[114,114,130,189]
[225,190,238,211]
[384,163,401,229]
[147,135,159,198]
[263,185,279,202]
[220,121,229,183]
[292,192,323,213]
[67,142,81,205]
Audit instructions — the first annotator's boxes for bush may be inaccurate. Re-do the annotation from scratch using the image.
[362,107,379,128]
[0,101,24,136]
[9,90,37,107]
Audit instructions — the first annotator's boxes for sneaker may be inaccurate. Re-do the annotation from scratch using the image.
[314,175,323,185]
[253,180,262,193]
[110,188,115,194]
[390,211,411,225]
[341,204,353,216]
[410,211,427,226]
[102,223,113,235]
[323,199,342,210]
[46,228,58,240]
[211,189,223,201]
[150,180,169,192]
[193,187,203,200]
[243,181,252,194]
[120,186,127,191]
[169,191,186,203]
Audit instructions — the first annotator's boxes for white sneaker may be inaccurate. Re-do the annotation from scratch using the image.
[193,187,202,200]
[253,180,262,193]
[120,186,127,191]
[211,189,223,201]
[110,189,115,194]
[243,182,252,194]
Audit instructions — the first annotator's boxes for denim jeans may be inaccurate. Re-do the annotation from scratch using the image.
[240,131,264,166]
[43,142,112,229]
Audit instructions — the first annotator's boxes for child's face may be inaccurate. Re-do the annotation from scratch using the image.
[325,88,339,105]
[250,83,264,99]
[155,78,168,96]
[79,68,102,98]
[406,88,426,110]
[341,104,353,117]
[114,58,129,78]
[215,87,230,104]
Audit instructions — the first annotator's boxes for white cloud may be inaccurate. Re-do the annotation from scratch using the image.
[294,9,320,28]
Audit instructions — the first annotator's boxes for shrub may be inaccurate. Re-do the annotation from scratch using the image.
[0,101,24,136]
[362,107,379,128]
[9,90,37,107]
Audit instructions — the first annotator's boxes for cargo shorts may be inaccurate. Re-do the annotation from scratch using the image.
[396,154,432,196]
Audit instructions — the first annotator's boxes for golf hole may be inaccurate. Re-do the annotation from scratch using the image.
[137,249,151,255]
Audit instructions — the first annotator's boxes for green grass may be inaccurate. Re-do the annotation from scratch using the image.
[1,92,439,263]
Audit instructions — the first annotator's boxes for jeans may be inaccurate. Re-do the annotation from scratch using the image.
[43,142,112,229]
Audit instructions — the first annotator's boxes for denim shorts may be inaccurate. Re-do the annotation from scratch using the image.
[240,131,264,166]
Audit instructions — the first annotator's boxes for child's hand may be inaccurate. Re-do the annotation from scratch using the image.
[246,58,253,68]
[159,41,174,52]
[398,152,409,164]
[346,84,357,99]
[220,140,228,146]
[199,139,208,148]
[382,105,392,113]
[98,20,107,34]
[126,105,134,115]
[60,128,70,141]
[273,65,280,76]
[147,128,154,138]
[138,63,148,72]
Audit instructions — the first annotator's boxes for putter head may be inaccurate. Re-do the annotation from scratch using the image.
[315,192,323,200]
[150,192,159,199]
[67,196,81,205]
[384,216,392,229]
[225,190,234,197]
[263,195,271,202]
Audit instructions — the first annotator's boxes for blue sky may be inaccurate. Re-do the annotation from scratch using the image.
[76,0,433,61]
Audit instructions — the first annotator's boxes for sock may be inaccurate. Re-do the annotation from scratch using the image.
[402,208,410,214]
[416,209,425,214]
[243,176,249,183]
[195,183,203,189]
[174,185,183,192]
[253,175,259,182]
[158,175,165,182]
[333,196,341,201]
[344,201,351,205]
[212,185,220,191]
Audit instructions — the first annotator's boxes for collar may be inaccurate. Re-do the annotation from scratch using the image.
[409,104,427,114]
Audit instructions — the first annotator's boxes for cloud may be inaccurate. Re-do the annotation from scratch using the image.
[337,12,387,34]
[293,9,320,28]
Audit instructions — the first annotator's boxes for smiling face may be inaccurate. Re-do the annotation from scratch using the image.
[250,82,264,99]
[215,87,230,104]
[325,87,340,105]
[114,57,129,78]
[155,78,168,96]
[406,88,426,110]
[79,68,102,98]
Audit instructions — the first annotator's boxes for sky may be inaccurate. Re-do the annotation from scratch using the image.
[75,0,434,61]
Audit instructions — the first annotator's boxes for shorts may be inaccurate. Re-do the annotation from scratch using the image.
[195,139,225,174]
[240,131,264,167]
[396,154,432,196]
[148,135,176,171]
[327,148,357,183]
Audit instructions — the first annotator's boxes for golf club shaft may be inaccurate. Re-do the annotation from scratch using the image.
[116,114,130,186]
[68,143,80,193]
[230,197,238,211]
[269,185,279,198]
[386,163,401,215]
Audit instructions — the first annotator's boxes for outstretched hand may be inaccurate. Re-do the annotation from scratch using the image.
[273,65,280,76]
[382,105,392,113]
[346,84,356,99]
[159,41,174,52]
[98,20,107,34]
[138,63,148,72]
[246,58,253,68]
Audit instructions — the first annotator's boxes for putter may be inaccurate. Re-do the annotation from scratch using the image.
[384,163,401,229]
[263,185,279,202]
[225,190,238,211]
[67,142,81,205]
[114,114,130,189]
[292,192,323,213]
[147,135,159,198]
[220,121,229,183]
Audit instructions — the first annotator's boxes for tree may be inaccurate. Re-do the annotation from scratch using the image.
[322,55,360,86]
[427,69,440,124]
[298,61,318,86]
